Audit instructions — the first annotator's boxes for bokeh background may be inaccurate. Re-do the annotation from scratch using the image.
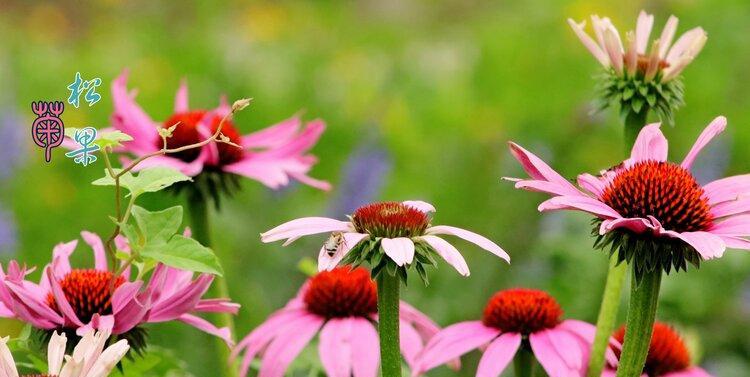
[1,0,749,376]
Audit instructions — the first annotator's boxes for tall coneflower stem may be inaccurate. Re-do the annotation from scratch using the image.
[616,268,662,377]
[513,346,535,377]
[377,272,401,377]
[187,198,238,377]
[586,107,649,377]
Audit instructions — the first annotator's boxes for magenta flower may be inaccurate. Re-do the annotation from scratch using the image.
[605,322,712,377]
[506,116,750,275]
[0,231,239,348]
[261,200,509,276]
[231,267,448,377]
[111,69,331,191]
[413,288,616,377]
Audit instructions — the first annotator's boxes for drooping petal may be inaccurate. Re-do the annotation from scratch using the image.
[417,235,470,276]
[242,117,301,149]
[681,116,727,169]
[663,231,726,260]
[400,320,423,368]
[179,314,233,346]
[577,173,607,198]
[261,217,353,244]
[194,298,241,314]
[319,318,353,377]
[629,122,668,164]
[349,318,379,377]
[412,321,500,375]
[476,332,521,377]
[512,179,585,197]
[111,281,142,314]
[718,235,750,250]
[402,200,436,213]
[47,267,84,328]
[381,237,415,266]
[508,142,583,196]
[80,231,108,271]
[317,232,369,272]
[52,240,77,277]
[600,217,658,235]
[174,79,189,113]
[567,19,610,67]
[538,196,621,219]
[258,314,324,377]
[110,70,160,154]
[558,319,619,366]
[635,11,654,55]
[425,225,510,263]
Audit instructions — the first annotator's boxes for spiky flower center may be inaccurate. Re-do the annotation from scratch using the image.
[161,110,243,165]
[47,269,125,325]
[614,322,691,376]
[303,267,378,318]
[601,161,713,233]
[633,54,670,75]
[482,288,563,334]
[352,202,430,238]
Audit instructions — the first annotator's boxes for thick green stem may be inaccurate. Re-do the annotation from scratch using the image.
[616,268,662,377]
[513,346,535,377]
[187,199,237,377]
[586,258,627,377]
[623,108,650,152]
[377,273,401,377]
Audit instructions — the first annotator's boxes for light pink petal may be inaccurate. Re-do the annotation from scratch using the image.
[110,69,160,154]
[76,314,114,337]
[425,225,510,263]
[476,332,521,377]
[178,314,233,346]
[577,173,607,198]
[413,321,500,375]
[52,240,77,276]
[232,308,310,366]
[603,28,624,74]
[261,217,352,244]
[704,174,750,206]
[318,232,369,271]
[538,196,621,219]
[629,122,668,164]
[258,314,324,377]
[558,319,619,366]
[194,298,241,314]
[529,330,574,377]
[508,142,583,196]
[123,152,206,177]
[418,235,470,276]
[666,367,713,377]
[349,318,380,377]
[709,215,750,236]
[658,16,679,58]
[718,235,750,250]
[242,117,301,148]
[402,200,436,213]
[663,231,726,260]
[287,172,333,191]
[513,180,586,197]
[174,79,189,113]
[381,238,415,266]
[47,267,84,327]
[319,319,353,377]
[635,11,654,55]
[600,217,657,235]
[400,320,423,368]
[666,28,707,63]
[567,19,610,67]
[80,231,108,271]
[544,327,584,370]
[0,302,12,317]
[681,116,727,169]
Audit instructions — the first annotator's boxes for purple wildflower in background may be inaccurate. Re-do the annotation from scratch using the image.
[0,207,16,255]
[0,107,24,179]
[328,139,391,217]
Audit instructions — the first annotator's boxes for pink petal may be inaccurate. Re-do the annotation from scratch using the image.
[242,117,302,149]
[288,172,333,191]
[711,197,750,219]
[558,319,619,366]
[318,232,369,271]
[402,201,436,213]
[179,314,233,346]
[709,215,750,236]
[418,235,470,276]
[513,179,585,197]
[3,279,62,326]
[232,308,310,369]
[124,152,206,177]
[258,314,323,377]
[538,196,621,219]
[52,240,77,277]
[658,16,679,58]
[600,217,657,235]
[174,79,189,113]
[194,298,241,314]
[635,11,654,55]
[567,19,610,67]
[47,267,84,327]
[603,28,624,74]
[112,293,149,334]
[425,225,510,263]
[662,231,726,260]
[381,238,415,266]
[319,319,353,377]
[629,122,668,164]
[148,274,213,321]
[530,330,574,377]
[349,318,380,377]
[476,332,521,377]
[80,231,108,271]
[508,142,583,196]
[718,235,750,250]
[704,174,750,206]
[544,327,584,370]
[666,367,713,377]
[111,282,142,314]
[666,28,707,63]
[577,173,607,198]
[681,116,727,169]
[413,321,500,375]
[261,217,352,244]
[110,70,160,154]
[400,320,423,368]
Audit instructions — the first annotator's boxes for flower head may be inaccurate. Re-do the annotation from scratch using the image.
[605,322,712,377]
[568,11,707,123]
[414,288,616,377]
[506,116,750,279]
[0,231,239,352]
[110,70,330,202]
[260,200,509,283]
[231,267,447,377]
[0,329,129,377]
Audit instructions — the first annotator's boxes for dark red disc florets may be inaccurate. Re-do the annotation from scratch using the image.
[161,110,243,165]
[601,161,713,233]
[614,322,691,376]
[352,202,430,238]
[482,288,563,334]
[303,267,378,318]
[47,269,125,325]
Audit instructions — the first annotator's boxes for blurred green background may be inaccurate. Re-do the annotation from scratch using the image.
[1,0,749,376]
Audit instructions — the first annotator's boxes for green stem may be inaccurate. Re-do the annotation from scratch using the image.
[513,346,535,377]
[377,272,401,377]
[586,258,627,377]
[187,198,237,377]
[623,108,650,152]
[615,268,662,377]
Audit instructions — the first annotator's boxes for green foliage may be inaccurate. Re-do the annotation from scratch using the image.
[65,128,134,149]
[595,70,685,126]
[93,167,192,198]
[116,346,195,377]
[340,237,439,286]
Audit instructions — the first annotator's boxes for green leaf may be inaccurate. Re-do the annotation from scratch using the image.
[93,167,191,197]
[140,235,223,276]
[95,130,133,149]
[131,206,183,244]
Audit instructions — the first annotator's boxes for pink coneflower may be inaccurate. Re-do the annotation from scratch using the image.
[605,323,712,377]
[506,116,749,277]
[413,288,615,377]
[231,267,447,377]
[568,11,706,82]
[260,200,509,277]
[0,329,129,377]
[111,69,330,192]
[0,231,239,350]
